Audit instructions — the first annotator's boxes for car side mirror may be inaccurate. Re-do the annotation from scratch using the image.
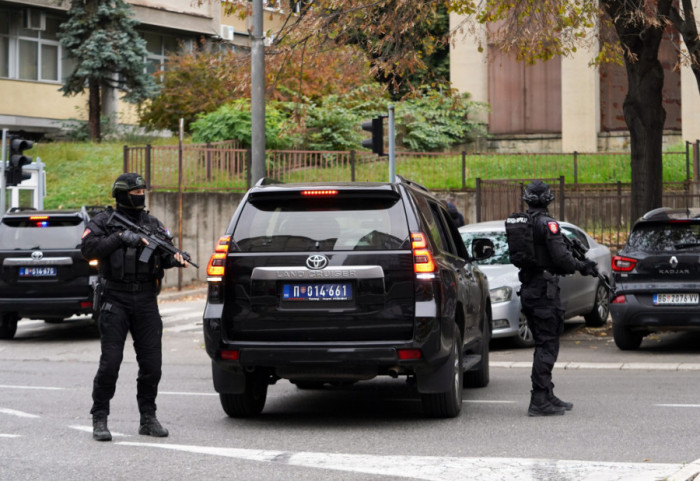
[471,238,495,261]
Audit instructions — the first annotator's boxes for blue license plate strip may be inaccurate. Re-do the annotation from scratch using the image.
[19,266,57,277]
[282,283,352,301]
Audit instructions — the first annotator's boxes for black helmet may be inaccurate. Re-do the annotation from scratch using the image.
[523,180,554,206]
[112,173,147,198]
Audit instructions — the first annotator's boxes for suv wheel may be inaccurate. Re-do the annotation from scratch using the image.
[464,310,491,388]
[584,281,610,327]
[0,313,19,340]
[421,323,463,418]
[219,372,268,417]
[612,322,643,350]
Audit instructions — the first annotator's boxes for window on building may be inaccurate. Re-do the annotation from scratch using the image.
[0,9,66,83]
[143,32,181,75]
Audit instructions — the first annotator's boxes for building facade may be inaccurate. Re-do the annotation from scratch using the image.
[449,8,700,152]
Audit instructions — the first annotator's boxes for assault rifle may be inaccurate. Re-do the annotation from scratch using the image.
[107,209,199,268]
[562,234,612,295]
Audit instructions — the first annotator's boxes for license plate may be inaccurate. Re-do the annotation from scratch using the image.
[19,266,57,277]
[282,283,352,301]
[653,293,699,305]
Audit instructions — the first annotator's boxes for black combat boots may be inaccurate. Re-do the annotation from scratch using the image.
[92,414,112,441]
[139,413,169,437]
[528,389,566,416]
[548,386,573,411]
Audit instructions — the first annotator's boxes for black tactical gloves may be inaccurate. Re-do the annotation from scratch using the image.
[121,230,143,247]
[579,259,599,277]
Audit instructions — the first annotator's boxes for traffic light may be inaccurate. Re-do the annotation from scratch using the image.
[362,116,385,156]
[6,137,33,186]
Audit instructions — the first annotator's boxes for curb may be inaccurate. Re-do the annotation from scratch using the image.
[667,458,700,481]
[158,287,207,301]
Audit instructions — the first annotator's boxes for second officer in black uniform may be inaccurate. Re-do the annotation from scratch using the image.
[518,180,598,416]
[81,173,188,441]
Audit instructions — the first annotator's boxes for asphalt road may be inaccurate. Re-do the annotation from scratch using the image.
[1,295,699,481]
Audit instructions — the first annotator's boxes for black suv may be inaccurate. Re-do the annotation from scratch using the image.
[0,207,99,339]
[611,207,700,350]
[203,178,494,418]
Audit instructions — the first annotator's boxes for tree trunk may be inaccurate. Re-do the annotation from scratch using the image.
[89,78,101,142]
[603,1,668,223]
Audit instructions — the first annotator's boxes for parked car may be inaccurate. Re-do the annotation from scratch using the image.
[0,207,99,339]
[459,220,613,348]
[202,177,494,418]
[611,207,700,350]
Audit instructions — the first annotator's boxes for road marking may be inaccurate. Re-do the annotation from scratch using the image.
[655,404,700,408]
[0,384,65,391]
[0,408,40,419]
[164,323,201,333]
[117,442,682,481]
[159,307,192,315]
[492,361,700,371]
[463,400,516,404]
[0,434,21,438]
[159,391,218,397]
[69,425,131,438]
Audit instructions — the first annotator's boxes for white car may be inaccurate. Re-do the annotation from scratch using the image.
[459,220,613,348]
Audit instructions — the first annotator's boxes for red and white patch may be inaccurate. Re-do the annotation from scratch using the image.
[547,221,560,234]
[81,228,91,239]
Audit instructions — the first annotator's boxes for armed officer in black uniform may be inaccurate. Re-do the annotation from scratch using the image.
[81,173,188,441]
[518,180,598,416]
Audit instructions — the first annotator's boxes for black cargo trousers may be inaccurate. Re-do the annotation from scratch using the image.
[519,270,565,391]
[90,285,163,417]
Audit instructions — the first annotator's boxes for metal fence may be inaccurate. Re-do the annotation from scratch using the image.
[475,178,700,250]
[124,141,700,250]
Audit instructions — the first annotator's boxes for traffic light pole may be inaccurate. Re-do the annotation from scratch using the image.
[388,106,395,183]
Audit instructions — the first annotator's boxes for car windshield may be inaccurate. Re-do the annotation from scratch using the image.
[626,221,700,252]
[461,231,510,265]
[0,216,85,249]
[233,195,410,252]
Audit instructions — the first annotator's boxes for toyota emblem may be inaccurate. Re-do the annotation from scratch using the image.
[31,251,43,261]
[306,254,328,270]
[669,256,679,268]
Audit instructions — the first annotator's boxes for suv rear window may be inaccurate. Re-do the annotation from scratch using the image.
[233,195,410,252]
[626,221,700,252]
[0,216,85,249]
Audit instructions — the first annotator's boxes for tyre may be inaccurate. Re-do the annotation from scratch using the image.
[421,324,463,418]
[219,372,268,417]
[512,312,534,348]
[612,321,643,350]
[584,281,610,327]
[0,313,19,340]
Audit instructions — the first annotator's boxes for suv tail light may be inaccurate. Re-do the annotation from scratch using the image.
[207,236,231,278]
[411,232,436,278]
[612,255,637,272]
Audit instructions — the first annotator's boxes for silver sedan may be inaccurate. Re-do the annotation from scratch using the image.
[459,220,613,348]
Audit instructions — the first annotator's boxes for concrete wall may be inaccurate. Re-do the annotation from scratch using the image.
[149,190,477,288]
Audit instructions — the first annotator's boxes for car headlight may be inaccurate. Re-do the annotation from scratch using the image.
[489,286,513,304]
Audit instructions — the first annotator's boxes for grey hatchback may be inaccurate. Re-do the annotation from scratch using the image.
[611,207,700,350]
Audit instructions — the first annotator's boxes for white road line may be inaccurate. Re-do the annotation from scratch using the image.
[159,391,218,397]
[116,442,683,481]
[165,323,201,333]
[158,307,192,315]
[463,400,516,404]
[492,361,700,371]
[0,384,65,391]
[655,404,700,408]
[0,408,40,419]
[0,434,21,438]
[69,425,131,438]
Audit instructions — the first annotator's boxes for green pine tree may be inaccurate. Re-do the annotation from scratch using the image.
[58,0,159,141]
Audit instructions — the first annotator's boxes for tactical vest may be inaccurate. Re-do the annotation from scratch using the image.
[505,212,538,269]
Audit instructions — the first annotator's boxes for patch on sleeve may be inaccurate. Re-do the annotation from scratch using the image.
[81,228,91,239]
[547,221,560,234]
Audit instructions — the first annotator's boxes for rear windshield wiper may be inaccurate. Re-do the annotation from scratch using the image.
[673,243,700,249]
